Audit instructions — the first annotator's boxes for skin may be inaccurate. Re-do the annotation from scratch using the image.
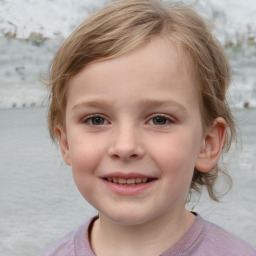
[57,37,226,256]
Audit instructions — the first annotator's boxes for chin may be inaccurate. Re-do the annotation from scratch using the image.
[99,208,159,226]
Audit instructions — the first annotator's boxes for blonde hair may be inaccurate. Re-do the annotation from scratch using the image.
[47,0,236,201]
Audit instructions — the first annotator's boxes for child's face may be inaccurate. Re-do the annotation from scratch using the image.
[59,37,206,225]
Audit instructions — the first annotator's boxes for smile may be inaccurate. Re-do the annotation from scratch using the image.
[103,177,154,186]
[101,173,158,195]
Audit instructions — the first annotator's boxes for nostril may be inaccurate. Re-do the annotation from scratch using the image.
[108,144,144,160]
[112,154,120,159]
[111,153,137,159]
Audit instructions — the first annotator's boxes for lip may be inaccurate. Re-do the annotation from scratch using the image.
[101,172,156,179]
[100,172,158,196]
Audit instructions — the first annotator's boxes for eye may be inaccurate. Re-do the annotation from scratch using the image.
[148,115,173,126]
[152,116,168,125]
[84,115,108,126]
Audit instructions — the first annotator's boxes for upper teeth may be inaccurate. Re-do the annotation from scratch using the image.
[107,177,148,185]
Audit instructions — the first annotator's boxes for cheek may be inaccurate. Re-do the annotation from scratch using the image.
[68,133,105,175]
[68,138,105,200]
[151,133,199,176]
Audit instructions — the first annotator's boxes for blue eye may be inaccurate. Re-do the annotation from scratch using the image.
[85,116,107,125]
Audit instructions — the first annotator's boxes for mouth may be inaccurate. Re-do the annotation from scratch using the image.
[101,173,157,195]
[103,177,156,186]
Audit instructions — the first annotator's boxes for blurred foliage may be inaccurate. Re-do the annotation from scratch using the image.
[28,32,46,46]
[225,43,256,60]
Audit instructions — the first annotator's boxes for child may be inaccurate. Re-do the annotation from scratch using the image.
[40,0,256,255]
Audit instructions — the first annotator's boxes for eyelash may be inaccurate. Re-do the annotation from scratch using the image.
[148,114,175,126]
[82,114,174,126]
[83,115,109,126]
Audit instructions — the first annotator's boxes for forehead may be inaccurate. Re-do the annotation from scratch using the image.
[67,37,198,110]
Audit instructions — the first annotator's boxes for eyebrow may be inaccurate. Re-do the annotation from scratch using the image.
[72,99,114,111]
[72,98,187,113]
[138,98,187,113]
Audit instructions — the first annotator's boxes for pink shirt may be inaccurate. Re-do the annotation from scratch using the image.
[39,213,256,256]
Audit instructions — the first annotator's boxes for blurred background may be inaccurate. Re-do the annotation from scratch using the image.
[1,0,256,109]
[0,0,255,255]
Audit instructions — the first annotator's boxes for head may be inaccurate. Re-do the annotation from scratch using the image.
[47,0,236,202]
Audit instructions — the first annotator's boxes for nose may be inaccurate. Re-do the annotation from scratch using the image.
[108,125,145,161]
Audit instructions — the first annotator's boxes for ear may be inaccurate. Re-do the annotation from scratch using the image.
[195,117,226,172]
[56,125,71,166]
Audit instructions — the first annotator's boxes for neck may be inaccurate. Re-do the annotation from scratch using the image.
[90,209,195,256]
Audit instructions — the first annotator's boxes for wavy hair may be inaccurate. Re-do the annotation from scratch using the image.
[47,0,236,201]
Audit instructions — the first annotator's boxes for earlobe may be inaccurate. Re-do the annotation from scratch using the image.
[56,125,71,166]
[195,117,226,172]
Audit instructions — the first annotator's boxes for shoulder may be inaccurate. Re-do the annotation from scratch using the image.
[200,217,256,256]
[38,217,96,256]
[38,230,76,256]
